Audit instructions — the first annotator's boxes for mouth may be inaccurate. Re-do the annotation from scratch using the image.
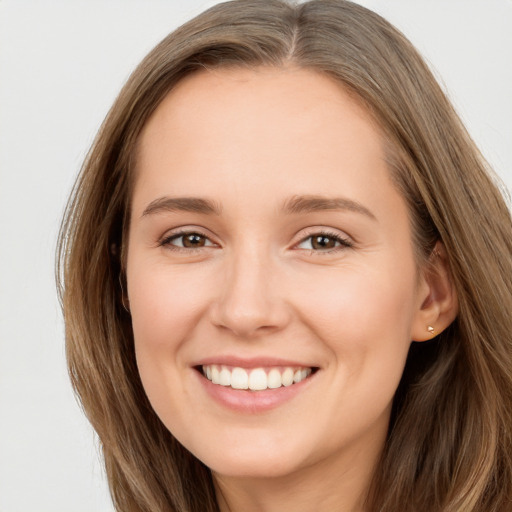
[197,364,318,391]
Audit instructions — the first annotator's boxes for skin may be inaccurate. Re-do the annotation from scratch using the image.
[126,67,456,512]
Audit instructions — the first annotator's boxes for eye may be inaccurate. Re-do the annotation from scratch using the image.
[296,231,352,252]
[160,231,216,250]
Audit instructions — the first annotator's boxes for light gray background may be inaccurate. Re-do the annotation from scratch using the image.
[0,1,510,511]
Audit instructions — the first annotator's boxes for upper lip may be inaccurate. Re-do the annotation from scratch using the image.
[193,355,318,369]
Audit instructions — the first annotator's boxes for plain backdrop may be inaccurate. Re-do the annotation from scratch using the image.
[0,1,510,511]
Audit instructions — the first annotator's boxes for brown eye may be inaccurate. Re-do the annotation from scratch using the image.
[311,235,337,250]
[162,231,215,249]
[182,233,207,247]
[296,232,352,252]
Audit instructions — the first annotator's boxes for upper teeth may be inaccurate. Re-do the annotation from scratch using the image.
[202,365,312,391]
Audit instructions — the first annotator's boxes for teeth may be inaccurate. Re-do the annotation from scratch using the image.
[267,368,282,389]
[231,367,249,390]
[219,367,231,386]
[282,368,294,386]
[211,366,220,384]
[202,365,313,391]
[248,368,267,391]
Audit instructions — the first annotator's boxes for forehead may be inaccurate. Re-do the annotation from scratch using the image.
[139,66,379,144]
[134,66,388,197]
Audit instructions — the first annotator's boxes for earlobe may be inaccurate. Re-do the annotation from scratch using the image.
[411,242,458,342]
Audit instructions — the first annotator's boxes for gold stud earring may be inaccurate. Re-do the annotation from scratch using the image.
[427,325,435,335]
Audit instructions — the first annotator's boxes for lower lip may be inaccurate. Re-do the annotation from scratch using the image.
[195,370,316,413]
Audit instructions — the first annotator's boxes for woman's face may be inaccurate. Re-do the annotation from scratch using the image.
[126,67,430,479]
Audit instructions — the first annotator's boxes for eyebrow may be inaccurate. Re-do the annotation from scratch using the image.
[141,194,376,221]
[281,194,377,220]
[141,196,222,217]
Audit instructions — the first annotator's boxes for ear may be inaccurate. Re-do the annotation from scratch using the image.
[411,241,458,341]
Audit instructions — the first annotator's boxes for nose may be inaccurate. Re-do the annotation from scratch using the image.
[209,246,291,339]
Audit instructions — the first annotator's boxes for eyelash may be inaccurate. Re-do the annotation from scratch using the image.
[297,230,353,254]
[159,229,353,254]
[159,230,214,252]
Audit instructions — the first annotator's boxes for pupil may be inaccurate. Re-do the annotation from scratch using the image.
[313,235,334,249]
[183,234,204,247]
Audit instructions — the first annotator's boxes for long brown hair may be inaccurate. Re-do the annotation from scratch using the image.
[57,1,512,510]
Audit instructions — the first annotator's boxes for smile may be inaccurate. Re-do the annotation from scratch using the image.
[202,364,313,391]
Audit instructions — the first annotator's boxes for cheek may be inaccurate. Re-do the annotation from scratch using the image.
[127,261,214,416]
[128,262,211,351]
[296,259,418,344]
[295,259,417,408]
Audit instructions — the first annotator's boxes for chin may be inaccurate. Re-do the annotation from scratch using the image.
[193,439,314,479]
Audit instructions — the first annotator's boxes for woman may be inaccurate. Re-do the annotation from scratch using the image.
[57,1,512,510]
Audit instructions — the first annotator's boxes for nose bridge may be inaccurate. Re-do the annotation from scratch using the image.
[212,239,287,337]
